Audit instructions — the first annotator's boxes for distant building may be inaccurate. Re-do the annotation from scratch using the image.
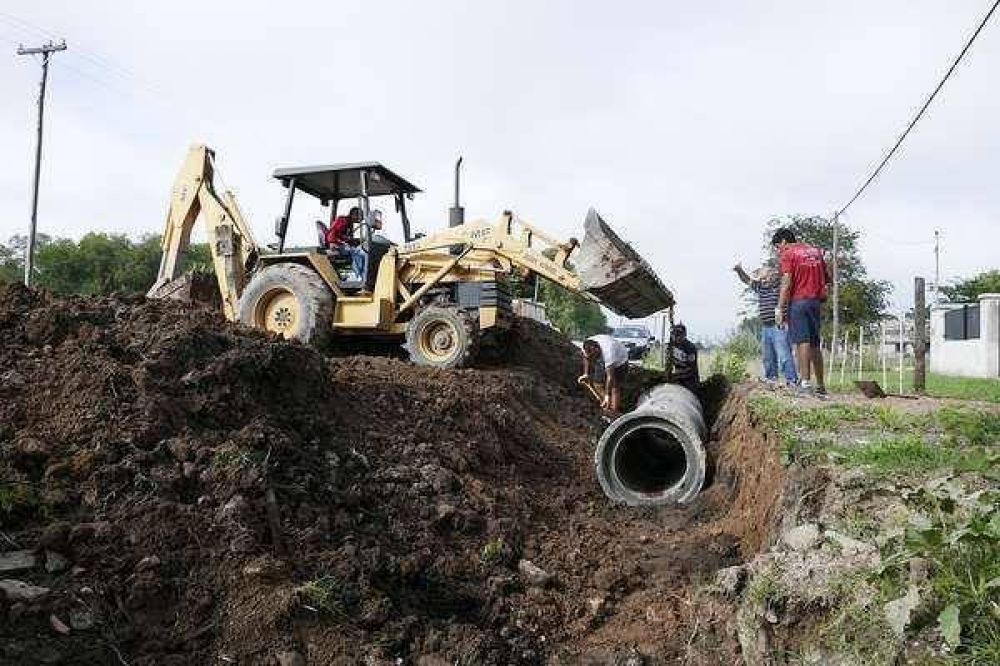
[878,316,916,357]
[930,294,1000,379]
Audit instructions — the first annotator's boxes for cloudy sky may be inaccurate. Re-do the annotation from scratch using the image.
[1,1,997,338]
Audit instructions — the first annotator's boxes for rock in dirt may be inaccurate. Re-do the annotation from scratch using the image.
[49,614,71,635]
[518,559,554,588]
[136,555,161,572]
[781,523,821,552]
[908,556,929,584]
[586,594,608,616]
[0,550,37,573]
[715,565,747,597]
[884,585,921,636]
[0,579,50,603]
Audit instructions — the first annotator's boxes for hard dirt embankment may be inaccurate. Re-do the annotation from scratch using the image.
[1,283,789,666]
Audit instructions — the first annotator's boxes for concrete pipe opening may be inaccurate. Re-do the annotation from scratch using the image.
[595,384,707,507]
[614,424,688,494]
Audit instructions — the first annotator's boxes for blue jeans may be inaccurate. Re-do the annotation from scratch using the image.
[336,246,366,280]
[762,325,799,383]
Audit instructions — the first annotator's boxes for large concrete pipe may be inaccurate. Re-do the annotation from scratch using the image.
[595,383,707,506]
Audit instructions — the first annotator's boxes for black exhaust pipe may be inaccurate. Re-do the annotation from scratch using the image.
[449,156,464,228]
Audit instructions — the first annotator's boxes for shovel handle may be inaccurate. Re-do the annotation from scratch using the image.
[578,377,605,404]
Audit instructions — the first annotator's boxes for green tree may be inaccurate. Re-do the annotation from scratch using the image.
[538,280,607,338]
[940,269,1000,303]
[0,233,213,295]
[509,272,607,338]
[764,215,891,332]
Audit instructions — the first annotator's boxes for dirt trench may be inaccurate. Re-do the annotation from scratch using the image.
[0,284,787,665]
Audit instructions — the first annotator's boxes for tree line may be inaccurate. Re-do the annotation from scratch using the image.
[0,233,213,295]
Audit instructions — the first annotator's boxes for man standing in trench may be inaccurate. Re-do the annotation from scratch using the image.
[772,228,831,396]
[579,333,629,414]
[667,324,700,394]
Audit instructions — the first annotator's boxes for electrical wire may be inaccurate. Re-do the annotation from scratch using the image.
[834,0,1000,219]
[0,11,171,100]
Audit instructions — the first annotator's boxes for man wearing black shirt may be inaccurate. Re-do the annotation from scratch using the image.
[668,324,700,394]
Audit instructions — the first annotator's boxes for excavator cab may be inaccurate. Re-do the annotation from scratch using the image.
[269,162,421,286]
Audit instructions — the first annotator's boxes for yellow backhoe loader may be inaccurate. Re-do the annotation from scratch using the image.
[148,145,674,368]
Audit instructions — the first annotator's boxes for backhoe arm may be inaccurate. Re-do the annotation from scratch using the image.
[399,208,673,317]
[147,145,260,320]
[486,212,588,294]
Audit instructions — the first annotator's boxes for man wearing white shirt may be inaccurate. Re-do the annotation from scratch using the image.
[579,333,629,413]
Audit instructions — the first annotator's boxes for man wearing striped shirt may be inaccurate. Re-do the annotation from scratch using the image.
[734,262,799,386]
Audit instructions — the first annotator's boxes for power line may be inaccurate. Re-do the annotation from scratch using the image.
[0,12,169,99]
[834,0,1000,219]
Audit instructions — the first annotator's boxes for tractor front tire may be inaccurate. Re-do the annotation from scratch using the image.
[405,306,478,369]
[236,263,334,346]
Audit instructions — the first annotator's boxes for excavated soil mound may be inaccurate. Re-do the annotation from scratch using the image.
[0,284,783,665]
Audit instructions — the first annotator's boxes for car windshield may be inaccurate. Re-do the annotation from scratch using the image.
[614,327,649,338]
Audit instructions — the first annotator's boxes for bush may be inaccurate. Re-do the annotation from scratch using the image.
[710,330,759,382]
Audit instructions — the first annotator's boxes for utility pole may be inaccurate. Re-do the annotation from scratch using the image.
[830,214,840,360]
[914,277,927,393]
[16,40,67,287]
[934,230,941,306]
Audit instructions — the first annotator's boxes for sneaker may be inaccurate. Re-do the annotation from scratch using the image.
[793,383,815,397]
[814,385,828,398]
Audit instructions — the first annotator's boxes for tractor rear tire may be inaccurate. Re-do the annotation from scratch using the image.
[405,306,478,369]
[236,263,334,346]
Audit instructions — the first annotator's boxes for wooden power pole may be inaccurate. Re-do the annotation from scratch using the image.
[914,276,927,393]
[16,40,67,287]
[830,215,840,360]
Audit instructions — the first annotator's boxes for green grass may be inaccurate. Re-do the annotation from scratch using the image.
[823,370,1000,403]
[748,396,999,474]
[923,374,1000,403]
[877,487,1000,664]
[750,383,1000,662]
[480,537,506,565]
[827,435,991,477]
[297,575,347,617]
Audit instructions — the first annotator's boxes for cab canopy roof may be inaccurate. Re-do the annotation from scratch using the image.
[272,162,421,203]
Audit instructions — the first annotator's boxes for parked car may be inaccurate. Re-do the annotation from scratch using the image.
[612,325,655,360]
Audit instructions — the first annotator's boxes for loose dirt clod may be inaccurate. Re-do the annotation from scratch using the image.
[0,283,782,665]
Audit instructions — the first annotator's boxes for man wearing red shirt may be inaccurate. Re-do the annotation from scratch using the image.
[773,228,831,396]
[324,206,366,280]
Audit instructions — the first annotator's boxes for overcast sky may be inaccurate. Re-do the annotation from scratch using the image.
[1,0,997,338]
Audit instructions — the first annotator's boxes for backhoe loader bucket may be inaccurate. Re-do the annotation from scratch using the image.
[147,272,222,308]
[574,209,674,317]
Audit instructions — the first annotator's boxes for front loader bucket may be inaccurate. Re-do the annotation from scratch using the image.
[574,208,674,318]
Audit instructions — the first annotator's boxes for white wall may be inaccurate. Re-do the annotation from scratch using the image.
[930,294,1000,379]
